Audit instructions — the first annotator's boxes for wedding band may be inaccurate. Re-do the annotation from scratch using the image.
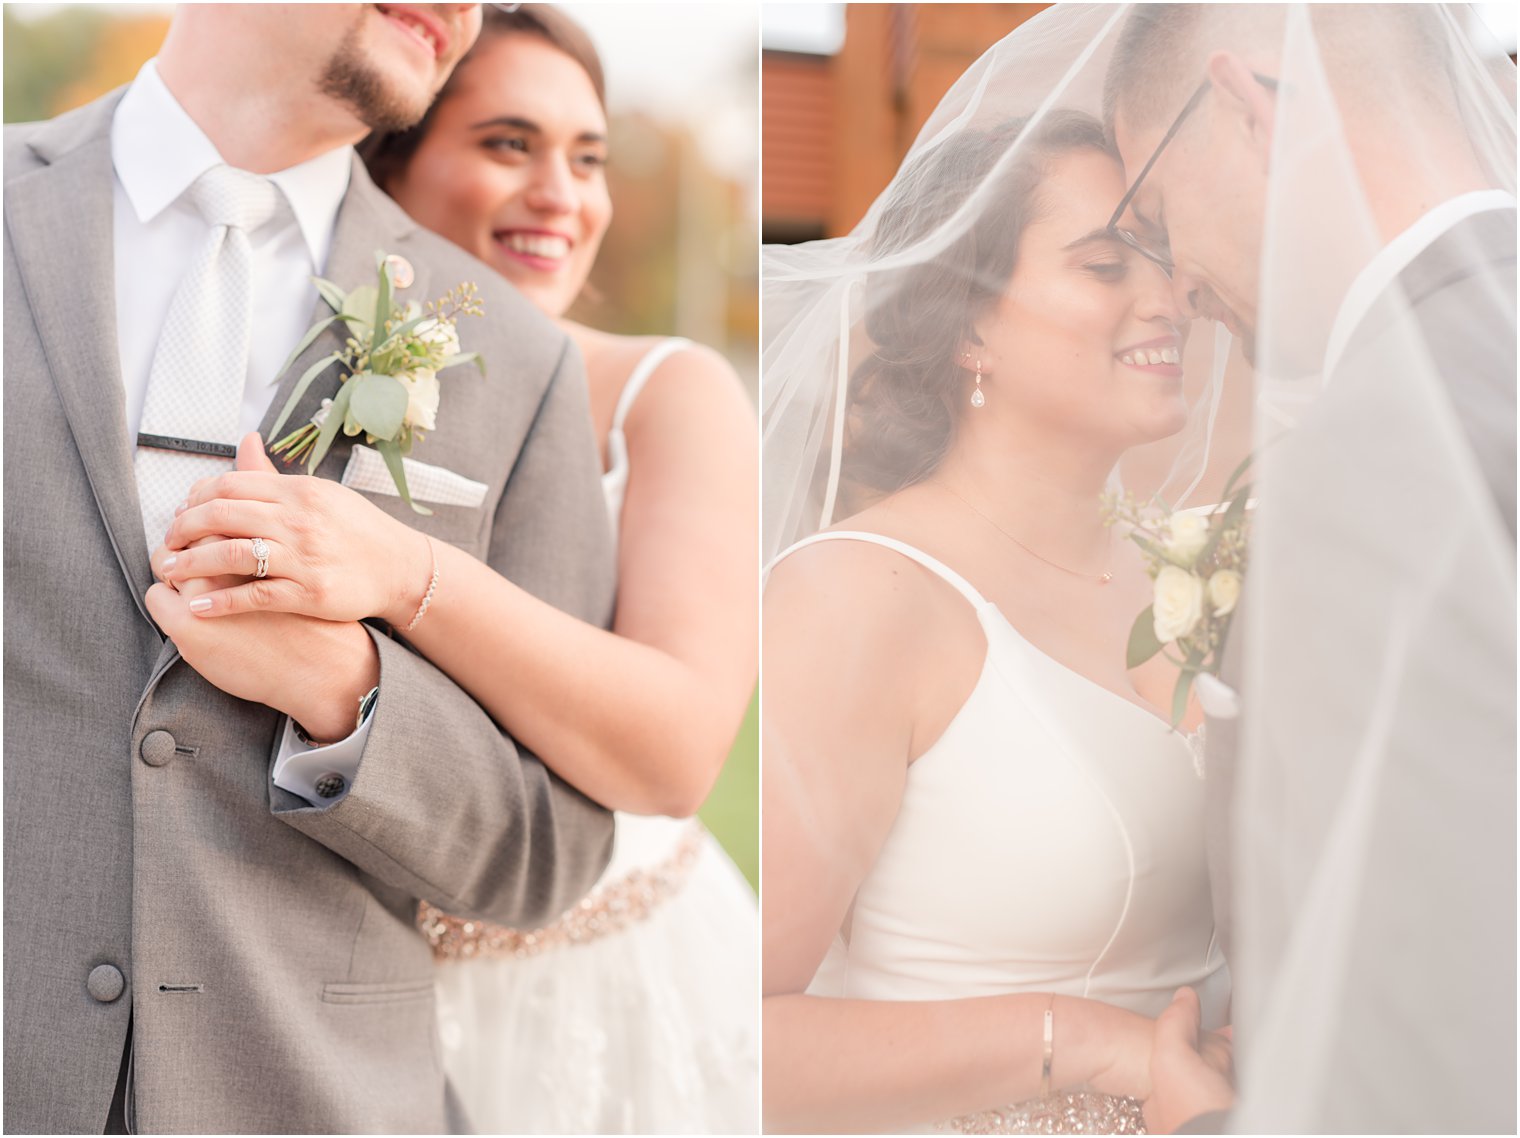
[250,537,270,579]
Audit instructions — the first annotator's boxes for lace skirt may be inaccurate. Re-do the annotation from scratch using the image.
[425,819,759,1134]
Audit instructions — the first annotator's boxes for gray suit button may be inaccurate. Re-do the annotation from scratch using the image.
[140,730,176,767]
[87,964,125,1003]
[314,773,346,799]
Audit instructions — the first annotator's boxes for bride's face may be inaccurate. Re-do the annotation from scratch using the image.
[387,33,612,318]
[973,149,1188,449]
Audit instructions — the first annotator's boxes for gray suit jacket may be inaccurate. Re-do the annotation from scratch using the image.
[1199,209,1516,1130]
[4,90,617,1134]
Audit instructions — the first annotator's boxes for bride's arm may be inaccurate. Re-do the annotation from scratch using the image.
[160,346,757,817]
[762,548,1153,1133]
[397,345,758,815]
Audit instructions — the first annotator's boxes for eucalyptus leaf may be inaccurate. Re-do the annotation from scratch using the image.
[374,258,392,342]
[312,276,346,313]
[1171,669,1196,728]
[375,438,432,515]
[349,373,410,442]
[374,314,427,351]
[273,313,363,385]
[342,286,378,338]
[443,352,485,377]
[1127,605,1164,669]
[268,352,343,440]
[306,379,355,474]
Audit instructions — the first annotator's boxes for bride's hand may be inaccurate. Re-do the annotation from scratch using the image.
[155,433,432,626]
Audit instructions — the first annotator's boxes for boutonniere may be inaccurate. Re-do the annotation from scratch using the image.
[1101,455,1253,726]
[267,251,485,514]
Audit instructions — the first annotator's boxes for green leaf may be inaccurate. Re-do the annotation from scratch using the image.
[348,373,410,442]
[442,351,485,377]
[1130,533,1168,562]
[273,313,362,385]
[306,380,355,474]
[1197,484,1253,565]
[342,285,378,339]
[372,313,431,354]
[374,256,392,343]
[374,438,432,515]
[1171,669,1196,729]
[267,352,343,440]
[1127,605,1164,669]
[312,276,347,313]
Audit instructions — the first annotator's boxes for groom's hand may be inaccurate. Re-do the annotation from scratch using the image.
[145,582,379,743]
[1143,987,1236,1134]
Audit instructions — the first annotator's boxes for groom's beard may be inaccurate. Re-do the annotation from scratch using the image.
[319,14,431,134]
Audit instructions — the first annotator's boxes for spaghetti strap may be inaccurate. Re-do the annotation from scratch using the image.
[610,337,692,435]
[767,531,991,612]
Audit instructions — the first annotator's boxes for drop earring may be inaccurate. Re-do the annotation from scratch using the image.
[970,359,985,408]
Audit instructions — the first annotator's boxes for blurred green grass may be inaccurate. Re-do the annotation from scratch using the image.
[698,689,757,892]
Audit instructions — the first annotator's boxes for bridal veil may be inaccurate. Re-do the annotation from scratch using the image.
[762,5,1515,1130]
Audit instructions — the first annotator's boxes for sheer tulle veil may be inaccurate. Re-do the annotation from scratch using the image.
[762,4,1515,1130]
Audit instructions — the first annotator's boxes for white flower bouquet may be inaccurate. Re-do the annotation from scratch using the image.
[267,251,484,513]
[1100,456,1252,726]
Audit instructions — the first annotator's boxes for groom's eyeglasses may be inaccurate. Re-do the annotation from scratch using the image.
[1105,72,1280,277]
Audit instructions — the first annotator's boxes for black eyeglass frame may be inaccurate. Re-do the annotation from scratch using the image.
[1105,72,1280,276]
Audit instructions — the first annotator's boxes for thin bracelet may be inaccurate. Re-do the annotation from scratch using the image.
[1040,996,1055,1097]
[403,535,439,633]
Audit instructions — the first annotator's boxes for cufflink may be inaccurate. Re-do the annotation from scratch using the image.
[314,773,346,799]
[384,254,414,289]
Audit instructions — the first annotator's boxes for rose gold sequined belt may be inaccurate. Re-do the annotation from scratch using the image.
[941,1091,1146,1134]
[418,820,706,961]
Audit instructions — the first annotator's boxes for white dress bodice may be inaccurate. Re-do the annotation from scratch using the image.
[781,532,1229,1027]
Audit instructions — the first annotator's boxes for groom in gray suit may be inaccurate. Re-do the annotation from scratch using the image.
[5,4,616,1132]
[1105,5,1516,1132]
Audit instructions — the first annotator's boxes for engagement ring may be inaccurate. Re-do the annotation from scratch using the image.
[251,537,270,579]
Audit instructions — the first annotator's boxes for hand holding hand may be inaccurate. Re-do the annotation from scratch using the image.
[145,578,379,743]
[1142,987,1236,1134]
[154,433,431,626]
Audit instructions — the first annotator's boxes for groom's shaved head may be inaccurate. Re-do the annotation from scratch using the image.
[1104,4,1457,144]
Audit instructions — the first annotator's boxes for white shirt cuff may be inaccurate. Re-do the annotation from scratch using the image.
[272,705,374,806]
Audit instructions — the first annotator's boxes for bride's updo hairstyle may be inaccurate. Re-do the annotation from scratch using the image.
[358,5,605,191]
[840,110,1109,510]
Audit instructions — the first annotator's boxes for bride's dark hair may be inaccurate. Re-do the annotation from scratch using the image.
[358,5,606,191]
[840,110,1111,509]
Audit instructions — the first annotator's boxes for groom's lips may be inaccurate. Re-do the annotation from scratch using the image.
[375,4,449,60]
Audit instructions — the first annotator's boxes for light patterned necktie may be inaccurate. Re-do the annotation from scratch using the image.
[135,164,282,550]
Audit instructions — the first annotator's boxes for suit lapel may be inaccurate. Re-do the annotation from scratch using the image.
[5,92,158,624]
[257,159,430,485]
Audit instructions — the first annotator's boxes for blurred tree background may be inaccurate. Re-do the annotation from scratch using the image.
[4,3,759,891]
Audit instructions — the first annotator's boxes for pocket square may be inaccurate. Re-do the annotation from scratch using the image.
[341,445,489,508]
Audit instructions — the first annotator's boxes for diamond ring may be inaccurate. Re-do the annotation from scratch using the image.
[251,537,270,579]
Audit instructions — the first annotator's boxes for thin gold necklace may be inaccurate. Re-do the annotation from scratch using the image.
[935,482,1114,585]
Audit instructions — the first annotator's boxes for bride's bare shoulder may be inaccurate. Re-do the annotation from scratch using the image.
[765,503,944,641]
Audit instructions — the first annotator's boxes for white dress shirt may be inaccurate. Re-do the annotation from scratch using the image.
[111,59,370,805]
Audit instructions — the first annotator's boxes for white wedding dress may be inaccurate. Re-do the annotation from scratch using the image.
[423,338,760,1134]
[773,532,1229,1132]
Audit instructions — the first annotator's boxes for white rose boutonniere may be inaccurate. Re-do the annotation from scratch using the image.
[1101,455,1253,726]
[1208,569,1242,617]
[1153,566,1206,643]
[267,251,485,514]
[1165,513,1211,566]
